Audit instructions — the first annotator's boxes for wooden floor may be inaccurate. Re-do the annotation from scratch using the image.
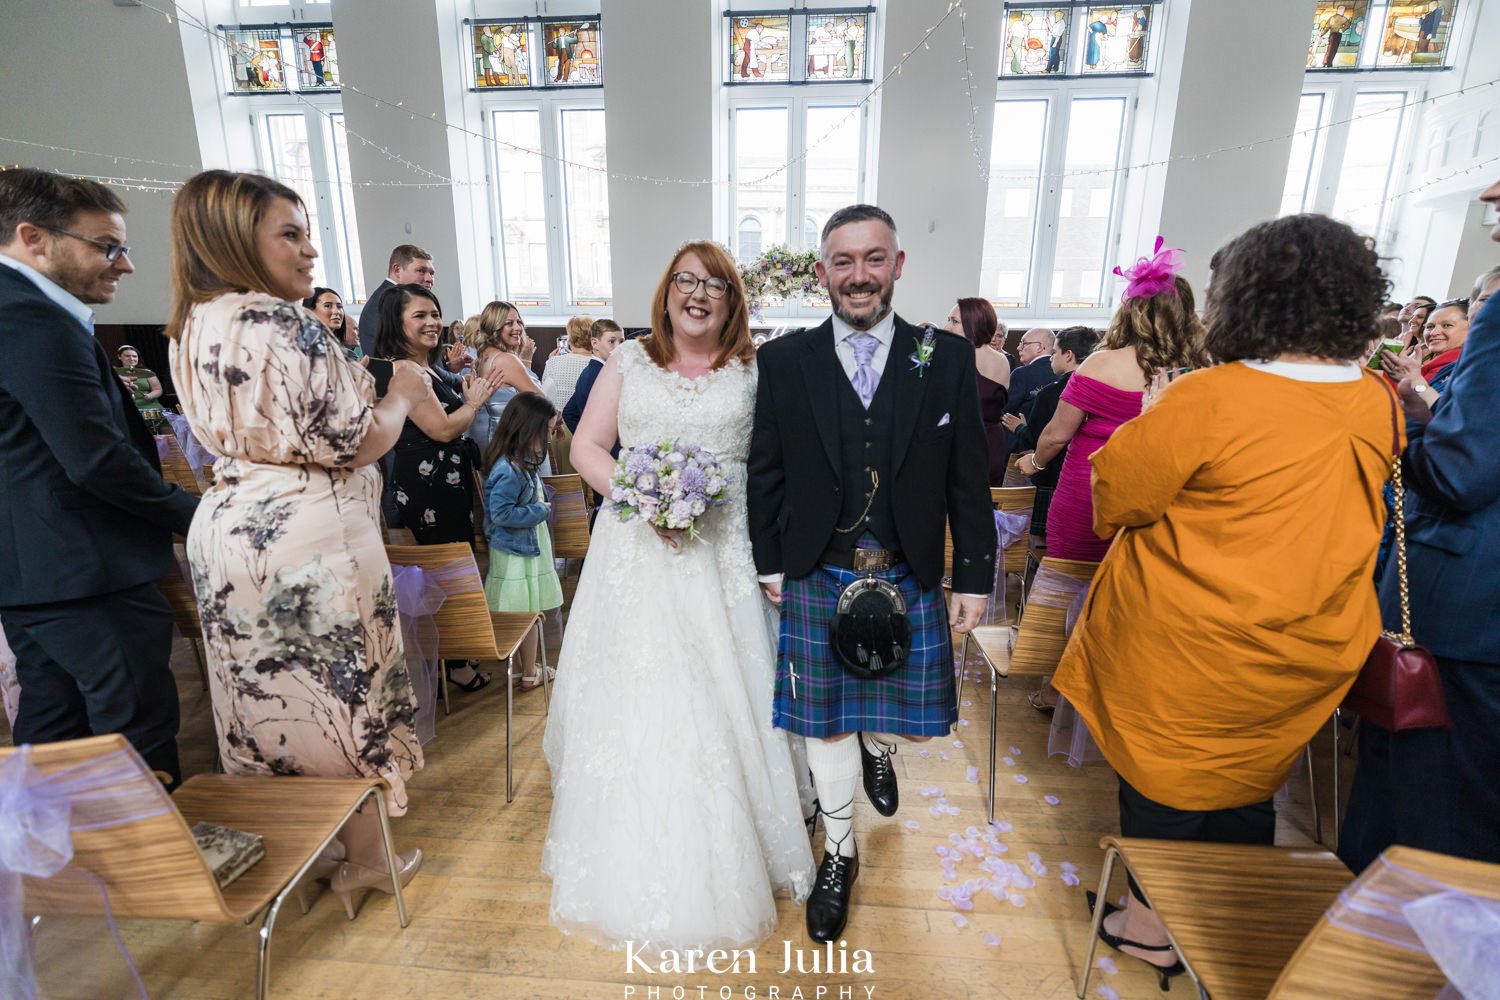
[8,574,1332,1000]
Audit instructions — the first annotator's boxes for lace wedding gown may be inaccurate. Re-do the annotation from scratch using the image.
[542,340,815,952]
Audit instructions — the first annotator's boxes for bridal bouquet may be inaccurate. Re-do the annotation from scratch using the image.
[610,441,730,538]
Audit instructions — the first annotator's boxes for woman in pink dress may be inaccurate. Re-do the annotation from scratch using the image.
[1019,271,1206,561]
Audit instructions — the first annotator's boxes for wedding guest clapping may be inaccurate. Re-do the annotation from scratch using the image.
[168,170,430,911]
[303,286,360,360]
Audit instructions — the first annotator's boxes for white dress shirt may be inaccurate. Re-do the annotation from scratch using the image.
[0,253,96,332]
[831,309,896,382]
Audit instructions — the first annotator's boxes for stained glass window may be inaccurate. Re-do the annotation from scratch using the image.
[806,14,869,82]
[1081,7,1151,74]
[473,22,530,88]
[1306,2,1369,68]
[294,27,338,88]
[1375,1,1457,68]
[729,16,791,83]
[228,29,288,93]
[543,20,602,86]
[1001,8,1071,76]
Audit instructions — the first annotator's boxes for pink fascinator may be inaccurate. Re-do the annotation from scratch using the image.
[1113,236,1183,302]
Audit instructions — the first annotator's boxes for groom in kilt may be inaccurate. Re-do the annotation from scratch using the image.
[749,204,997,941]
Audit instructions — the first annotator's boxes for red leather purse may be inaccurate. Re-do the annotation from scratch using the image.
[1342,380,1450,731]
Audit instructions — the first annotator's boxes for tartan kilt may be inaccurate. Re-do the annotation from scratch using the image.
[773,562,956,738]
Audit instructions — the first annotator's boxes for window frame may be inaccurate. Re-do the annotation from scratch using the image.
[984,74,1138,321]
[481,91,613,313]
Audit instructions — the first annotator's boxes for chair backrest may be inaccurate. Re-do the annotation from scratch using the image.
[384,543,501,661]
[543,473,591,560]
[992,486,1037,575]
[157,552,201,640]
[156,435,203,496]
[2,735,231,922]
[1009,556,1100,675]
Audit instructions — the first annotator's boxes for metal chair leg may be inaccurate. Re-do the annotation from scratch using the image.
[190,637,209,691]
[538,617,550,712]
[955,633,971,720]
[505,653,515,804]
[371,790,410,928]
[987,661,999,826]
[1305,743,1322,845]
[441,662,450,716]
[1077,847,1120,998]
[1331,709,1342,849]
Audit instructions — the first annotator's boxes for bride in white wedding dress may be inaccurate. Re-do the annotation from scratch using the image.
[542,241,814,952]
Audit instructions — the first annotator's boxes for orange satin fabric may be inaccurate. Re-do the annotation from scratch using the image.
[1052,364,1399,810]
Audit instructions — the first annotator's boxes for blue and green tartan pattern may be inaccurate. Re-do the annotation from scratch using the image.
[773,562,956,738]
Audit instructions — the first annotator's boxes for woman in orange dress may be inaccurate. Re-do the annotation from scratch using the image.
[1051,215,1396,987]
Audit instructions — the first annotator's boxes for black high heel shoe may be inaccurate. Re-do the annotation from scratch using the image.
[446,660,491,692]
[1086,890,1186,992]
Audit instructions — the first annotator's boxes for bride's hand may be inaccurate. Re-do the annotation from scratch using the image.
[652,525,684,550]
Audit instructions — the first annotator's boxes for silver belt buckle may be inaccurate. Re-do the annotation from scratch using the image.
[852,547,892,574]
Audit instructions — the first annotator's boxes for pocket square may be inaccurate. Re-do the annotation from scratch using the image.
[937,413,951,427]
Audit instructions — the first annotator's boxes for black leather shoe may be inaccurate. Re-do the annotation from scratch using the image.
[859,735,899,817]
[806,851,859,943]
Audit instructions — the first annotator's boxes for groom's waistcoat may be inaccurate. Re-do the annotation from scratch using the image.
[825,358,899,557]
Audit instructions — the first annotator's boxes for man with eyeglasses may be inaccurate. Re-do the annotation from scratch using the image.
[1000,326,1062,444]
[0,167,197,787]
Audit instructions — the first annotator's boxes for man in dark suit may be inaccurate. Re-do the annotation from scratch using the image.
[357,243,435,358]
[1001,326,1062,452]
[749,205,996,941]
[0,168,198,785]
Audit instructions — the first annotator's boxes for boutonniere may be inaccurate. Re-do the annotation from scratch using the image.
[909,328,936,377]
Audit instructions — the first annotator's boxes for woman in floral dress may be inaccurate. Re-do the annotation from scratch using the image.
[167,170,435,907]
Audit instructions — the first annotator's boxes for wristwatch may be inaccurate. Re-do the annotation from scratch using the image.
[1414,383,1429,395]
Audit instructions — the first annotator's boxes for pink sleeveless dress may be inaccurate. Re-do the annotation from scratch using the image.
[1044,374,1142,561]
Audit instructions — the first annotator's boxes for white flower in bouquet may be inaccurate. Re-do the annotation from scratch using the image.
[610,439,732,539]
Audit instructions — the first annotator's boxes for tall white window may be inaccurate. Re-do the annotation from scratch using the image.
[1280,84,1418,244]
[982,87,1132,313]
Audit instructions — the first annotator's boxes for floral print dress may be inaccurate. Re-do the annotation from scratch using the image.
[389,371,480,544]
[170,291,421,814]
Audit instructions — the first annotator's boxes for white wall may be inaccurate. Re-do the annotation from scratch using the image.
[331,0,465,314]
[599,0,716,328]
[0,0,204,323]
[873,0,1003,324]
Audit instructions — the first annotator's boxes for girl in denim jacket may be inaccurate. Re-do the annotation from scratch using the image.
[482,393,563,688]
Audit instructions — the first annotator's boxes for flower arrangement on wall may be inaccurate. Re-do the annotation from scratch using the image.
[738,245,822,318]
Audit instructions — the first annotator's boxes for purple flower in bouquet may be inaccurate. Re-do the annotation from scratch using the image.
[609,439,731,538]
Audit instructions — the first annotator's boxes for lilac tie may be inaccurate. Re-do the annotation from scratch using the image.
[848,332,880,409]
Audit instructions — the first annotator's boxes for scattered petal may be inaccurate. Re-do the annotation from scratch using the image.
[953,740,965,749]
[1061,872,1081,887]
[1097,957,1118,975]
[965,826,981,837]
[960,719,971,727]
[1007,892,1027,907]
[1002,756,1016,767]
[944,805,961,816]
[952,896,974,911]
[983,932,1002,947]
[966,766,980,783]
[1009,746,1022,756]
[1044,795,1061,806]
[903,820,921,831]
[919,749,932,758]
[1014,774,1029,784]
[963,700,973,708]
[1060,861,1080,874]
[939,752,951,762]
[991,820,1014,833]
[919,785,944,798]
[937,886,953,901]
[952,914,969,928]
[1098,987,1120,1000]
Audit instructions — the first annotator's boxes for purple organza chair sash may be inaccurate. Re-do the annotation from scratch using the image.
[1328,856,1500,997]
[1,747,170,999]
[1024,565,1104,768]
[390,565,445,746]
[981,509,1032,624]
[163,411,217,473]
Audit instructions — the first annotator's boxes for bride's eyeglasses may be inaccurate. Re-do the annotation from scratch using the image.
[671,272,729,299]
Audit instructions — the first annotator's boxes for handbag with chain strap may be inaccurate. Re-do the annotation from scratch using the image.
[1342,377,1450,731]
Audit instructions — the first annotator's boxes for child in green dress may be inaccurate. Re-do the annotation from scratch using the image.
[482,392,563,688]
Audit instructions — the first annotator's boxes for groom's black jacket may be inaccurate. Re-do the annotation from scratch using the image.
[748,315,998,594]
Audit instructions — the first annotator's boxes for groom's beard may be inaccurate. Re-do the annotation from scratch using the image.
[829,281,895,331]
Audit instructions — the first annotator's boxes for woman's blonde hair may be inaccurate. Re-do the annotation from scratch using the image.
[644,240,754,371]
[461,314,482,348]
[565,315,595,352]
[166,170,306,340]
[475,300,522,356]
[1100,275,1209,379]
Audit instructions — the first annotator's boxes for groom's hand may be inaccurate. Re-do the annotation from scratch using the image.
[948,593,987,633]
[760,580,782,606]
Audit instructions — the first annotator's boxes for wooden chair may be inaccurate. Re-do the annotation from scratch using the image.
[961,556,1100,823]
[6,734,406,1000]
[543,473,591,566]
[383,543,547,801]
[1269,846,1500,999]
[952,487,1037,711]
[1077,837,1352,1000]
[157,552,209,691]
